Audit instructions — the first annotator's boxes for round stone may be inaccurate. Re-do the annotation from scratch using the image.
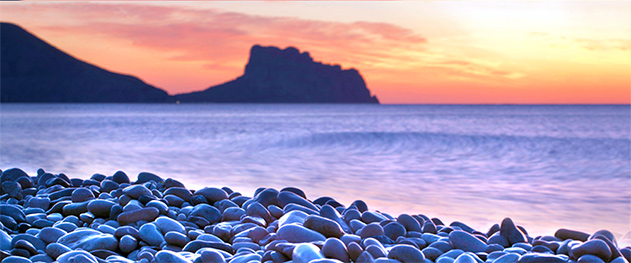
[449,230,488,253]
[304,215,345,238]
[293,243,325,263]
[136,172,163,184]
[116,207,159,225]
[397,214,422,232]
[360,223,384,239]
[555,228,590,242]
[277,191,318,211]
[87,199,115,218]
[279,210,309,227]
[57,250,98,263]
[189,204,222,224]
[570,239,612,262]
[388,244,425,262]
[139,223,165,247]
[322,238,350,262]
[45,243,71,260]
[277,224,326,243]
[26,197,50,210]
[112,171,130,184]
[155,216,185,235]
[71,188,95,203]
[119,235,138,253]
[38,227,67,244]
[165,231,190,247]
[194,187,228,205]
[384,222,407,240]
[122,185,152,199]
[578,254,606,263]
[499,218,527,245]
[57,228,118,251]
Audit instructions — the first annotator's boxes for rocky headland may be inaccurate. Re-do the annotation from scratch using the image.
[0,167,629,263]
[175,45,379,103]
[0,23,173,103]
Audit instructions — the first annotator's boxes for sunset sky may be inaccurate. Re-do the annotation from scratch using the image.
[1,1,630,104]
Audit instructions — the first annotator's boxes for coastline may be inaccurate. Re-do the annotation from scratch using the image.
[1,168,629,263]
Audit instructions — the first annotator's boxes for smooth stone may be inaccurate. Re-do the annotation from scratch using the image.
[222,207,245,221]
[493,253,520,263]
[122,185,152,199]
[11,234,46,251]
[30,254,53,263]
[245,201,273,223]
[612,257,630,263]
[320,205,351,233]
[1,204,26,222]
[117,207,159,225]
[570,239,612,262]
[277,224,326,243]
[429,240,453,252]
[293,243,325,263]
[397,214,422,232]
[283,203,319,215]
[1,214,18,230]
[164,187,192,201]
[360,223,385,239]
[277,191,318,211]
[136,172,163,184]
[278,210,309,227]
[356,251,375,263]
[153,250,192,263]
[488,233,510,247]
[198,250,226,263]
[423,220,438,234]
[1,256,32,263]
[449,230,487,253]
[189,204,222,224]
[14,240,37,255]
[146,200,168,215]
[361,211,387,224]
[577,254,606,263]
[196,234,224,243]
[422,247,443,261]
[155,216,186,235]
[138,223,165,247]
[1,168,29,183]
[165,231,190,247]
[453,253,478,263]
[1,230,11,250]
[71,188,94,203]
[230,254,262,263]
[365,244,386,258]
[25,197,50,210]
[87,200,115,218]
[383,222,406,240]
[253,188,279,207]
[100,180,119,193]
[2,181,22,199]
[56,250,98,263]
[45,243,70,260]
[555,228,590,242]
[194,187,228,204]
[57,228,118,251]
[322,238,350,263]
[120,235,138,253]
[183,240,232,254]
[499,218,527,245]
[61,201,89,216]
[388,244,426,262]
[38,227,67,244]
[517,254,567,263]
[112,171,131,184]
[304,215,345,238]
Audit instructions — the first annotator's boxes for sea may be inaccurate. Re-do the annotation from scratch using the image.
[1,104,630,244]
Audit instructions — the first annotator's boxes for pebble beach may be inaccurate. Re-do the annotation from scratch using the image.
[0,167,629,263]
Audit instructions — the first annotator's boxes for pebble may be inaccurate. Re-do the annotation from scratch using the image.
[279,210,309,227]
[57,228,118,251]
[119,235,138,253]
[71,188,94,203]
[293,243,325,263]
[116,207,159,225]
[304,214,345,238]
[56,250,98,263]
[194,187,228,204]
[277,224,326,243]
[38,227,67,243]
[388,244,426,262]
[155,216,186,234]
[112,171,131,184]
[136,172,163,184]
[570,239,612,262]
[383,221,406,240]
[138,223,165,247]
[278,191,318,211]
[189,204,222,224]
[499,218,527,245]
[11,234,46,251]
[86,199,115,218]
[122,185,152,199]
[360,223,384,239]
[555,228,590,242]
[322,237,350,262]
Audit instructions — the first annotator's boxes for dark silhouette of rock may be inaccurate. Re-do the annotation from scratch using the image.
[176,45,379,103]
[0,22,172,103]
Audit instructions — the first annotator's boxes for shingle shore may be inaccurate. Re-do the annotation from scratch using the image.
[0,168,629,263]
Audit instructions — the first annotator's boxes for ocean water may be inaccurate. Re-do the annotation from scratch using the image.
[1,104,630,243]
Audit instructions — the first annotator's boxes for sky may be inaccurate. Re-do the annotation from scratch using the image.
[1,1,630,104]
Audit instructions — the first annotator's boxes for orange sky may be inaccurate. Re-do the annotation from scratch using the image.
[1,1,630,104]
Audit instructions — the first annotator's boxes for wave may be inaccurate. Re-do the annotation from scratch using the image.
[268,131,631,161]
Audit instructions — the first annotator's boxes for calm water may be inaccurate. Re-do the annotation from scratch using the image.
[1,104,630,243]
